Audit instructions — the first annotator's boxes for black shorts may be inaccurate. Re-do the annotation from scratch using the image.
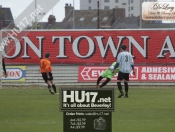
[41,72,53,83]
[117,71,130,81]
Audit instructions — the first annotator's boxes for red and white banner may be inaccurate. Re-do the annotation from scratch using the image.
[78,66,175,82]
[2,30,175,65]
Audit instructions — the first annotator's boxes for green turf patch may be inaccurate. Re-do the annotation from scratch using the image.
[0,87,175,132]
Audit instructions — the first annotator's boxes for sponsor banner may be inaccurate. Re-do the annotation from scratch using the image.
[2,30,175,65]
[142,2,175,20]
[59,88,115,111]
[2,66,26,82]
[138,66,175,82]
[78,66,175,82]
[78,66,137,82]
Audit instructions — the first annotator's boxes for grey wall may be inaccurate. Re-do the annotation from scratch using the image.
[2,65,175,87]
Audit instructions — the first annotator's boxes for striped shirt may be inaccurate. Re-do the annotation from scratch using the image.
[117,50,134,73]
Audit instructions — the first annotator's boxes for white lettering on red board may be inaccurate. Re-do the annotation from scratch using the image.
[2,34,175,59]
[141,67,175,80]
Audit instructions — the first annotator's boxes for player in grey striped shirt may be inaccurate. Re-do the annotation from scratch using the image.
[114,45,135,98]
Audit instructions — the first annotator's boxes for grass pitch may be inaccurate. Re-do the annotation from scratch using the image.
[0,86,175,132]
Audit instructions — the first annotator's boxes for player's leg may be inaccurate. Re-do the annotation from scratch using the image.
[42,73,54,94]
[117,81,124,98]
[124,81,128,98]
[49,80,57,94]
[49,72,58,94]
[99,77,111,88]
[96,76,103,88]
[97,70,108,88]
[47,81,55,95]
[123,73,130,98]
[99,73,113,88]
[117,71,124,98]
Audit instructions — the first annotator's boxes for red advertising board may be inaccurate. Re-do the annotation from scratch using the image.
[78,66,175,82]
[2,30,175,65]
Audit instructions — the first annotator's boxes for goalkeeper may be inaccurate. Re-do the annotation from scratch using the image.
[96,62,119,88]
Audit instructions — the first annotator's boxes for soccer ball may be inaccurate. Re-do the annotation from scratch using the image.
[109,66,114,70]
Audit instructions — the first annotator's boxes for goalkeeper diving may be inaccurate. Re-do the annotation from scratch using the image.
[96,62,119,88]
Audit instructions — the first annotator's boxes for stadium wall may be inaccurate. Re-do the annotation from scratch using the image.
[2,65,175,86]
[2,29,175,86]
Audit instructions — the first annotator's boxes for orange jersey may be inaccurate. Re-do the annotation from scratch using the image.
[40,58,52,73]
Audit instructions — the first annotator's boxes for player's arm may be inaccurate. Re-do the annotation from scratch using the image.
[114,62,119,70]
[131,64,135,75]
[109,62,118,72]
[130,55,135,75]
[45,62,50,78]
[112,62,119,73]
[46,70,50,78]
[114,54,121,70]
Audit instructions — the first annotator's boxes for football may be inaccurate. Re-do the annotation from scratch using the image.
[109,66,114,70]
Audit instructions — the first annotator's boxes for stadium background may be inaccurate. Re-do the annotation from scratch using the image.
[1,29,175,87]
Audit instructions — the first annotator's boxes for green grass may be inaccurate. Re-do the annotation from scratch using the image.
[0,86,175,132]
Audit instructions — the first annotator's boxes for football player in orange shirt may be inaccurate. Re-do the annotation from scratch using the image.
[40,53,58,95]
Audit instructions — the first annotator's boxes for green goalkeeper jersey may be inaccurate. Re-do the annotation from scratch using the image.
[101,62,119,79]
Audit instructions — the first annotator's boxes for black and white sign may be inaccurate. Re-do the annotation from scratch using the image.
[59,88,115,111]
[63,111,112,132]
